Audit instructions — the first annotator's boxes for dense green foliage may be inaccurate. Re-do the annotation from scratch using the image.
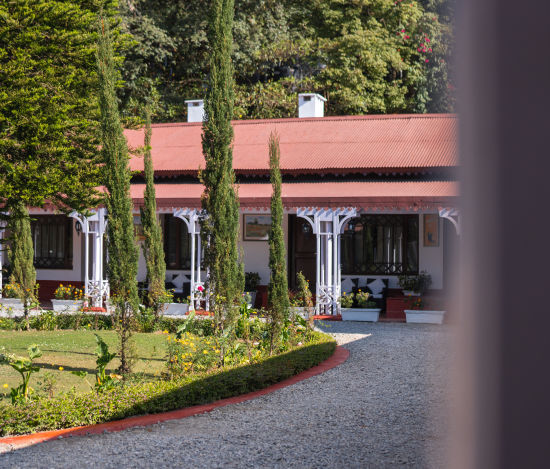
[0,331,336,436]
[0,0,120,214]
[267,133,290,351]
[116,0,455,121]
[200,0,244,332]
[97,15,139,374]
[139,108,167,312]
[0,312,218,336]
[7,202,36,319]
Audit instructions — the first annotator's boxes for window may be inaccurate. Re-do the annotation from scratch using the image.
[163,215,191,269]
[31,215,73,269]
[341,215,418,275]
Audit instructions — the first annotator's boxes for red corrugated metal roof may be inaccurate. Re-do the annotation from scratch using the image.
[126,114,457,174]
[131,180,458,210]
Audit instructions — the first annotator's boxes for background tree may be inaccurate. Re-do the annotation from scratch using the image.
[97,15,139,374]
[7,202,36,327]
[116,0,455,122]
[267,132,289,353]
[201,0,244,335]
[0,0,121,216]
[140,107,167,315]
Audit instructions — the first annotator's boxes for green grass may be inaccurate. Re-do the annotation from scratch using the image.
[0,330,168,400]
[0,332,336,436]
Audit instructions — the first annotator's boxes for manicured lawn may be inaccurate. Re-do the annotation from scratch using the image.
[0,330,168,400]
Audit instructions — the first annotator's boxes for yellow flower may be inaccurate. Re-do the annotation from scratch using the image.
[162,330,169,334]
[2,383,8,389]
[202,350,208,354]
[58,366,64,371]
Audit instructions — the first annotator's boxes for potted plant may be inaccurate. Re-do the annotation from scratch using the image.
[404,296,446,324]
[51,284,85,313]
[340,289,381,322]
[290,272,314,319]
[0,283,25,314]
[398,271,432,296]
[161,289,190,316]
[244,272,260,307]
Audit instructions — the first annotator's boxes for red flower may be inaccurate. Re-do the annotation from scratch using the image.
[197,285,204,292]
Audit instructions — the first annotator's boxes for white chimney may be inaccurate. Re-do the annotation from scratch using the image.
[298,93,326,118]
[185,99,205,122]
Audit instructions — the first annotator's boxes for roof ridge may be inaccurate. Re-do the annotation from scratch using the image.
[147,113,457,129]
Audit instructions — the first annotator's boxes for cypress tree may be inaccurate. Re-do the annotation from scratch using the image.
[8,201,36,327]
[267,132,290,353]
[140,107,166,315]
[201,0,243,333]
[97,16,139,374]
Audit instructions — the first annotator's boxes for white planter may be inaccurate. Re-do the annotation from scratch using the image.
[402,290,421,297]
[51,299,85,313]
[162,303,189,316]
[341,308,381,322]
[290,307,312,319]
[404,309,446,324]
[0,298,24,315]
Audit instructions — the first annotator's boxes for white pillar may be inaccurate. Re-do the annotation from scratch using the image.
[298,208,357,316]
[332,214,339,314]
[70,209,108,308]
[173,208,205,311]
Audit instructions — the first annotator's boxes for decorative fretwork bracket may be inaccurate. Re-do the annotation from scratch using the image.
[439,208,460,235]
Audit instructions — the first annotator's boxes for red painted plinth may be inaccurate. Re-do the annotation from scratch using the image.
[385,297,407,321]
[312,314,342,321]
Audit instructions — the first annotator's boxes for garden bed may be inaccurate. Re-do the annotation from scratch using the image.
[0,331,335,436]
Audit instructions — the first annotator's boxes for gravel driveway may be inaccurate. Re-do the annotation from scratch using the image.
[0,322,453,468]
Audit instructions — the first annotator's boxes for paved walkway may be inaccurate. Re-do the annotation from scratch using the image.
[0,322,453,468]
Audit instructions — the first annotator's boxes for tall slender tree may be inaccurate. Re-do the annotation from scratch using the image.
[97,15,139,374]
[8,201,36,328]
[140,107,166,314]
[201,0,244,334]
[267,132,290,353]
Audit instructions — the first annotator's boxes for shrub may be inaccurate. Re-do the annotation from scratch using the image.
[290,272,313,308]
[355,290,371,308]
[0,332,336,436]
[340,292,354,308]
[244,272,260,292]
[2,283,23,299]
[53,284,84,301]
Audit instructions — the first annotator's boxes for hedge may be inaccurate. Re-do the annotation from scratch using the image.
[0,313,215,335]
[0,332,336,436]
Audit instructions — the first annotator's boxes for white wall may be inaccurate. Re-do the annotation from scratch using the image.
[34,212,444,291]
[238,213,289,285]
[419,214,444,289]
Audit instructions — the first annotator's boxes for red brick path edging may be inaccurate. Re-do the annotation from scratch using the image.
[0,346,349,451]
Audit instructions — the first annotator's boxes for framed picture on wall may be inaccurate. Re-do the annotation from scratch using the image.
[243,214,271,241]
[423,214,439,247]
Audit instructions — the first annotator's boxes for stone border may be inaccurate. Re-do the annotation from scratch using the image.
[0,346,349,451]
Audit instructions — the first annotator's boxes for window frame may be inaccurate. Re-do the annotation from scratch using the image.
[341,214,419,276]
[31,215,73,270]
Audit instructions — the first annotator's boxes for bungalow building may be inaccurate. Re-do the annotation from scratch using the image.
[0,94,459,316]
